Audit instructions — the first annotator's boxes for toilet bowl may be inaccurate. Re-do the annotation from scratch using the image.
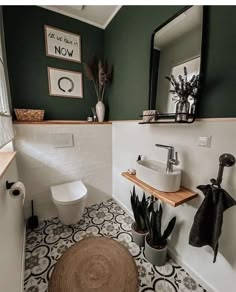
[50,180,87,225]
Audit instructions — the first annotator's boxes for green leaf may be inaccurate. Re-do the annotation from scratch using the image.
[162,217,176,241]
[159,204,163,227]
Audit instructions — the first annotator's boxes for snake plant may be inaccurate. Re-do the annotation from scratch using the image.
[130,186,149,233]
[145,200,176,249]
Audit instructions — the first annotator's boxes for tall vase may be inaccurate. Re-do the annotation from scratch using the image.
[175,99,190,122]
[181,100,190,122]
[175,101,182,122]
[96,101,105,122]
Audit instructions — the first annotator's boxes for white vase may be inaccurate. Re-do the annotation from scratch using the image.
[96,101,105,122]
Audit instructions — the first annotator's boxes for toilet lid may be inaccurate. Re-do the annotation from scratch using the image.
[51,180,87,206]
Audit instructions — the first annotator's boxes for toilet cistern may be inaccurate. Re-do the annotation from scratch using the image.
[155,144,179,173]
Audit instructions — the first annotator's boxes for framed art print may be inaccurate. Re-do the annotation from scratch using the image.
[48,67,83,98]
[45,25,81,63]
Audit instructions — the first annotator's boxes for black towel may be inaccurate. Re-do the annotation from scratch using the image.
[189,184,236,263]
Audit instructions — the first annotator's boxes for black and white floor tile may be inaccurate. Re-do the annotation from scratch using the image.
[24,199,207,292]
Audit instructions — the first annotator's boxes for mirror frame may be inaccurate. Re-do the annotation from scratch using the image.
[148,6,207,123]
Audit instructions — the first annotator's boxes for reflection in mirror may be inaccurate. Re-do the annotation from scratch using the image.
[149,6,204,123]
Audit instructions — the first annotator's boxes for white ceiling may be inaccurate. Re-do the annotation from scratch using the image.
[40,5,121,29]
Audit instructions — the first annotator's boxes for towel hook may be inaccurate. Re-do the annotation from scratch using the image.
[210,153,235,187]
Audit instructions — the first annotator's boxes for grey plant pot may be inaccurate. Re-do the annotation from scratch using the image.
[131,222,148,247]
[144,235,167,266]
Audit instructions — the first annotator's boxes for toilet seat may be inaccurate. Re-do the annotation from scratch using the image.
[51,180,87,206]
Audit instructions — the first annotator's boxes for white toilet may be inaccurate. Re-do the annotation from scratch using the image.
[50,180,87,225]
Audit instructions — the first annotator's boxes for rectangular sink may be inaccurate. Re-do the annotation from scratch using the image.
[136,160,181,192]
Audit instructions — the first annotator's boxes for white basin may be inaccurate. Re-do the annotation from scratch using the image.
[136,160,181,192]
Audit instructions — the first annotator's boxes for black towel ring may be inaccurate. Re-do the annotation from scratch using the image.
[210,153,235,187]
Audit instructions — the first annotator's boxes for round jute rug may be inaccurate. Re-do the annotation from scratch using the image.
[48,236,139,292]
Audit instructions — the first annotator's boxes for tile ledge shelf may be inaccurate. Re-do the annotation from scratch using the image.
[13,120,112,125]
[122,172,198,207]
[13,117,236,125]
[0,152,16,179]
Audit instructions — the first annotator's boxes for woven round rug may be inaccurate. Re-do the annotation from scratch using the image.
[48,236,139,292]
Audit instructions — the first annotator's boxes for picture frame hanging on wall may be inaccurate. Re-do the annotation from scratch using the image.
[48,67,83,98]
[44,25,81,63]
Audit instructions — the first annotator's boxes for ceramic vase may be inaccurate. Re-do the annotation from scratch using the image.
[96,101,105,122]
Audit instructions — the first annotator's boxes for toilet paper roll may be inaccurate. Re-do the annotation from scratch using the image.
[9,182,25,205]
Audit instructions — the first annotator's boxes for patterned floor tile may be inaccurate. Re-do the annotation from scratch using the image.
[24,199,207,292]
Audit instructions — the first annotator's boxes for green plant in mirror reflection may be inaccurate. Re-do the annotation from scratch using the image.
[165,66,200,104]
[165,66,200,121]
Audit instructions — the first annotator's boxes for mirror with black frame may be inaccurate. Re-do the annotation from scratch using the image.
[147,6,205,123]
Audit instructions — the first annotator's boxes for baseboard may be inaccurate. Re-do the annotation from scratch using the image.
[112,195,134,220]
[20,221,26,292]
[168,247,216,292]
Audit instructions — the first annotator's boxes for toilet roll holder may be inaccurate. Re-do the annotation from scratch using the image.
[6,180,15,189]
[6,181,21,196]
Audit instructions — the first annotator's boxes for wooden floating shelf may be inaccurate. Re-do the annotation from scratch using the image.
[0,152,16,179]
[122,172,198,207]
[13,120,112,125]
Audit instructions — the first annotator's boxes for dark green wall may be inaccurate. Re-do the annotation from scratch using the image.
[105,6,236,119]
[3,6,236,120]
[3,6,104,120]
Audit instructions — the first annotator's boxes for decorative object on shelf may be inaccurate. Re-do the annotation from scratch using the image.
[189,153,236,263]
[14,108,44,122]
[142,110,158,122]
[48,67,83,98]
[130,186,150,247]
[144,199,176,266]
[91,107,97,122]
[87,116,93,122]
[83,56,113,122]
[44,25,81,63]
[165,66,200,122]
[96,100,105,122]
[128,168,136,175]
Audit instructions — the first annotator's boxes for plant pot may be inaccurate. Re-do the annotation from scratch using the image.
[96,101,105,122]
[144,234,167,266]
[131,222,148,247]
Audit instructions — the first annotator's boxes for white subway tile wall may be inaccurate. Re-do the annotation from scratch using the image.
[14,120,236,292]
[14,124,112,221]
[112,120,236,292]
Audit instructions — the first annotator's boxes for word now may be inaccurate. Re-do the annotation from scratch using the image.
[55,46,74,57]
